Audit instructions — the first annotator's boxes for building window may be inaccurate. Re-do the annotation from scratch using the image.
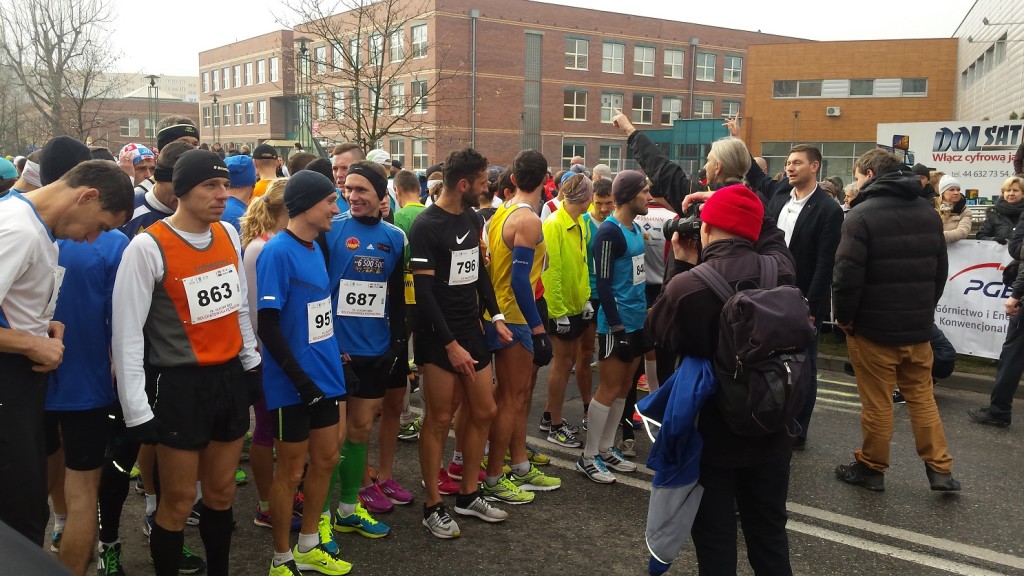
[333,90,344,118]
[316,92,328,120]
[270,57,280,82]
[222,67,230,90]
[212,69,220,92]
[599,144,621,173]
[122,117,140,136]
[390,83,405,115]
[349,38,361,68]
[234,103,243,125]
[412,80,427,113]
[256,60,266,84]
[562,143,585,170]
[565,38,588,70]
[634,46,655,76]
[331,42,344,70]
[693,99,713,119]
[772,80,822,98]
[245,101,255,124]
[723,55,742,84]
[368,86,380,115]
[602,42,624,74]
[902,77,927,96]
[601,93,623,123]
[369,34,384,67]
[664,49,684,78]
[202,72,209,93]
[257,100,267,124]
[389,138,404,166]
[563,89,587,121]
[850,79,874,96]
[661,97,682,125]
[244,62,253,86]
[144,118,157,139]
[696,52,716,82]
[315,45,327,75]
[631,94,653,124]
[411,24,427,58]
[722,101,740,118]
[412,138,428,169]
[390,30,404,62]
[222,104,231,126]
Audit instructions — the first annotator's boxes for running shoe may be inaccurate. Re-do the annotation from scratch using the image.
[235,468,248,485]
[397,417,421,441]
[293,492,305,517]
[49,528,61,552]
[547,424,582,448]
[576,454,616,484]
[509,464,562,491]
[376,478,413,505]
[97,542,126,576]
[636,374,649,392]
[600,447,638,472]
[358,484,394,514]
[316,514,341,556]
[454,492,508,523]
[422,503,461,539]
[447,460,485,482]
[148,544,206,575]
[268,559,302,576]
[526,445,550,466]
[333,503,390,538]
[253,506,302,531]
[129,464,140,479]
[420,468,461,495]
[480,475,535,505]
[538,415,580,434]
[482,455,512,476]
[293,542,352,575]
[617,438,637,458]
[186,501,201,526]
[582,414,588,431]
[893,389,906,404]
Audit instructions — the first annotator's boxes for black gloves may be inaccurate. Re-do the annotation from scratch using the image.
[374,338,409,376]
[245,365,263,405]
[611,329,633,362]
[532,333,553,367]
[129,418,165,446]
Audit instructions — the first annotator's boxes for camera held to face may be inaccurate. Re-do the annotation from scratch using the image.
[664,201,703,240]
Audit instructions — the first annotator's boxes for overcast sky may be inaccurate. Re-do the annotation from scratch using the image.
[112,0,974,77]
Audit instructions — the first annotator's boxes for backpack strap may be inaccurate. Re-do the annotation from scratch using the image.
[758,255,778,290]
[691,263,735,303]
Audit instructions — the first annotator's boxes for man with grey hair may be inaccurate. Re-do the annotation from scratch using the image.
[592,164,612,182]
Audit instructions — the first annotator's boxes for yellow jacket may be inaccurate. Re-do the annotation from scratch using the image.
[541,207,590,318]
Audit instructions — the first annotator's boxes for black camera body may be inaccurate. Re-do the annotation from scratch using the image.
[664,201,703,240]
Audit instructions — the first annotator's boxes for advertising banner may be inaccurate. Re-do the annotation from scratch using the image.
[935,240,1016,359]
[877,121,1023,200]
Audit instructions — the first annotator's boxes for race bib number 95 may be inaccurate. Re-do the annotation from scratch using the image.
[307,297,334,343]
[182,265,242,324]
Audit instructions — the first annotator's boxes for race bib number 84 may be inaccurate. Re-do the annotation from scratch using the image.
[182,265,242,324]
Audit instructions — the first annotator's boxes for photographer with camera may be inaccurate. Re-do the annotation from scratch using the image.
[646,136,798,575]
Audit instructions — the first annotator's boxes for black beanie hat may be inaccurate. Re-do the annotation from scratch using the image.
[39,136,92,185]
[285,170,337,217]
[172,149,230,197]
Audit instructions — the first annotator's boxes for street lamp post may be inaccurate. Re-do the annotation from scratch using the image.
[145,75,160,148]
[294,37,310,152]
[211,93,220,145]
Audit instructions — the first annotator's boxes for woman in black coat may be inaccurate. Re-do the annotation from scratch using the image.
[977,176,1024,244]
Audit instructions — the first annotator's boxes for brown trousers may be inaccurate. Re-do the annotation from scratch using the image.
[846,334,954,474]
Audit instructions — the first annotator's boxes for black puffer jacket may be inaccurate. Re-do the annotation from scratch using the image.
[833,170,948,346]
[976,198,1024,244]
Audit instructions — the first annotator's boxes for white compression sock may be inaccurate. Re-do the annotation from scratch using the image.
[583,401,611,458]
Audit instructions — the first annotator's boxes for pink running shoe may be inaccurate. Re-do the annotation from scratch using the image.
[447,461,485,483]
[376,478,413,505]
[358,484,394,514]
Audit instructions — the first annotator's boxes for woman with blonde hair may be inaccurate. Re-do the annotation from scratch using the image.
[977,176,1024,244]
[238,178,299,530]
[934,175,972,243]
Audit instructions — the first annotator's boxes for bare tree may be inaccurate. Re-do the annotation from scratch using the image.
[281,0,463,149]
[0,0,125,141]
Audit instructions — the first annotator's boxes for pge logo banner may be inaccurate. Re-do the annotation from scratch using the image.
[877,121,1023,200]
[936,240,1016,359]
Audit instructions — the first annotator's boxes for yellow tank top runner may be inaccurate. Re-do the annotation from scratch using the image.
[486,202,546,325]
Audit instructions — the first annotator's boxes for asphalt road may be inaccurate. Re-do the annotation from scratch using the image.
[59,363,1024,576]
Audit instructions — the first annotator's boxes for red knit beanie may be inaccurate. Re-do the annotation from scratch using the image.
[700,184,763,243]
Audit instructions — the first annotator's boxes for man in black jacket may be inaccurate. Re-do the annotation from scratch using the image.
[726,117,843,449]
[647,184,797,576]
[613,113,691,214]
[833,149,960,492]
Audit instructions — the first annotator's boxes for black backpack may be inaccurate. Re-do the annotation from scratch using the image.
[691,255,815,436]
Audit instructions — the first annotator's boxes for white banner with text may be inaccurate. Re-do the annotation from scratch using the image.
[935,240,1016,359]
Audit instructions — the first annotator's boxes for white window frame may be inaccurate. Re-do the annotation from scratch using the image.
[270,57,280,82]
[257,60,266,84]
[234,103,243,125]
[202,72,210,93]
[599,144,621,173]
[316,91,328,120]
[661,97,682,125]
[696,52,716,82]
[664,49,684,78]
[390,83,405,115]
[222,104,231,126]
[314,45,327,75]
[565,38,589,70]
[602,42,624,74]
[411,24,427,58]
[390,30,404,62]
[693,99,713,119]
[412,138,428,169]
[634,46,655,76]
[561,143,585,170]
[370,33,383,67]
[244,62,253,86]
[722,101,740,118]
[257,100,267,124]
[333,90,345,118]
[412,80,427,114]
[232,66,240,89]
[723,55,742,84]
[123,116,141,136]
[389,138,405,166]
[563,89,587,121]
[212,70,219,92]
[349,38,361,68]
[245,101,255,124]
[631,94,653,125]
[222,67,230,90]
[601,93,623,123]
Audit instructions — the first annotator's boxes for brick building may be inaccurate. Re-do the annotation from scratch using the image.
[739,38,958,184]
[198,0,800,169]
